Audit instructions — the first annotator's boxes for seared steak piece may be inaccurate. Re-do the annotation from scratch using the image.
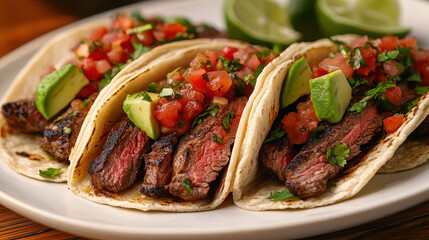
[141,133,179,198]
[259,137,296,182]
[169,97,248,201]
[88,117,152,192]
[285,102,383,199]
[1,100,48,133]
[43,94,97,162]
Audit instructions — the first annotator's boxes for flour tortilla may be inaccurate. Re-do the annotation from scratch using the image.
[233,35,429,210]
[68,38,282,211]
[0,17,210,182]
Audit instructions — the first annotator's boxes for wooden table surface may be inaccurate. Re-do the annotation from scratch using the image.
[1,0,429,239]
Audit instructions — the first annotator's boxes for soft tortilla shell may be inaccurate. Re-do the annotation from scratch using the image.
[68,39,280,211]
[233,35,429,210]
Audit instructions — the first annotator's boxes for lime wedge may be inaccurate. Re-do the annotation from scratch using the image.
[316,0,410,38]
[224,0,301,47]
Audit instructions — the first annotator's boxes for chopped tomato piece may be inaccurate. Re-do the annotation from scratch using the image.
[377,35,400,51]
[107,48,129,63]
[235,66,253,80]
[318,53,353,78]
[246,54,261,72]
[190,52,218,71]
[163,22,187,40]
[153,98,182,128]
[383,60,403,77]
[297,100,319,130]
[206,70,232,97]
[414,49,429,64]
[189,68,207,91]
[81,58,102,80]
[311,67,329,78]
[221,46,238,60]
[385,84,402,105]
[356,45,377,76]
[179,89,205,120]
[87,26,108,42]
[110,15,134,30]
[262,52,277,66]
[415,62,429,86]
[375,69,388,83]
[141,30,155,46]
[88,48,108,61]
[76,82,98,99]
[74,44,89,59]
[383,114,404,133]
[233,46,259,65]
[351,36,369,49]
[281,112,308,145]
[399,36,417,51]
[95,59,112,74]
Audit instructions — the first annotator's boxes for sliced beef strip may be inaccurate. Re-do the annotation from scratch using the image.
[259,136,296,182]
[43,93,98,162]
[88,117,152,193]
[169,97,248,201]
[1,100,48,133]
[285,102,383,199]
[140,133,179,198]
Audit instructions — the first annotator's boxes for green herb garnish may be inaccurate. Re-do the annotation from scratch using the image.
[349,81,394,113]
[79,99,91,110]
[63,127,72,135]
[264,124,285,143]
[147,82,161,92]
[130,42,153,60]
[39,168,62,178]
[267,189,299,202]
[326,142,349,167]
[191,104,219,129]
[53,116,63,123]
[377,49,400,62]
[142,92,152,102]
[218,56,242,72]
[222,109,236,132]
[212,134,224,144]
[181,178,193,193]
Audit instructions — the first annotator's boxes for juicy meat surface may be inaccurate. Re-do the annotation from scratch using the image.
[1,100,48,133]
[43,93,97,162]
[285,102,383,199]
[88,117,152,192]
[141,133,179,198]
[169,97,248,201]
[260,136,296,182]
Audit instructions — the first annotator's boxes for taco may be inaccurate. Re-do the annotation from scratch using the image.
[67,38,280,211]
[0,12,222,182]
[233,35,429,210]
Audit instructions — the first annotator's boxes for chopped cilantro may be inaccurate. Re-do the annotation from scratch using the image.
[167,67,182,76]
[131,11,144,22]
[147,82,161,92]
[255,50,272,59]
[53,116,63,123]
[310,126,325,143]
[79,99,91,110]
[267,189,299,202]
[212,134,224,144]
[142,92,152,102]
[328,182,337,188]
[181,178,193,193]
[244,63,264,87]
[349,48,366,70]
[69,112,78,119]
[377,49,400,62]
[407,71,422,83]
[63,127,72,135]
[349,81,394,113]
[159,88,174,99]
[416,86,429,96]
[264,124,285,143]
[126,24,152,35]
[222,109,236,132]
[191,104,219,129]
[326,142,349,167]
[39,168,62,178]
[130,42,153,60]
[218,56,242,72]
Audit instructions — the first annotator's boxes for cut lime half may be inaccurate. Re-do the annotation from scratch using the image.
[224,0,301,47]
[316,0,410,38]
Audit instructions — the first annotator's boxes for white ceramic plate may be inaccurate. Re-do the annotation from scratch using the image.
[1,0,429,239]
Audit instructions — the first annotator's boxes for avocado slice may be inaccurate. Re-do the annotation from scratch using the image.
[123,91,160,140]
[35,64,89,120]
[310,70,352,123]
[280,57,312,109]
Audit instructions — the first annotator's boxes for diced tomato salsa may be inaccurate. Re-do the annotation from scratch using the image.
[41,13,195,99]
[152,46,277,134]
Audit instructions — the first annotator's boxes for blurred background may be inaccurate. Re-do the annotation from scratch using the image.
[0,0,143,57]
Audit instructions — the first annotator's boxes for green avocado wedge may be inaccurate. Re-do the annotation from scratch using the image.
[310,70,352,123]
[280,57,312,109]
[123,91,160,140]
[35,64,89,120]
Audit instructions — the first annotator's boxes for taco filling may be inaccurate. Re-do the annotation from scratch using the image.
[1,13,221,167]
[262,35,429,200]
[87,46,276,200]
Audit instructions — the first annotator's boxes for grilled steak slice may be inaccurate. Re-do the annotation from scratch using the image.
[169,97,248,200]
[260,137,296,182]
[88,117,152,192]
[141,133,179,198]
[1,100,48,133]
[285,102,383,198]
